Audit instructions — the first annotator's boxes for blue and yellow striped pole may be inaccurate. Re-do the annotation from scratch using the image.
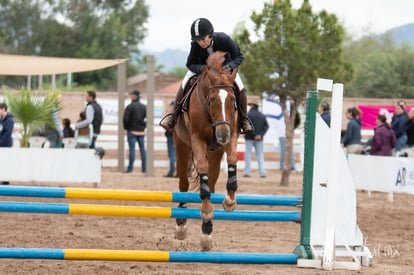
[0,201,301,221]
[0,248,299,264]
[0,185,302,206]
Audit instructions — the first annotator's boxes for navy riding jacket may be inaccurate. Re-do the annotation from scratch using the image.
[186,32,244,74]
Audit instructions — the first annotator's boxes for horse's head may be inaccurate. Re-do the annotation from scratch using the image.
[199,52,238,145]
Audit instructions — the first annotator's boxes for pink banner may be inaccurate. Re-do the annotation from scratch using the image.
[358,105,411,129]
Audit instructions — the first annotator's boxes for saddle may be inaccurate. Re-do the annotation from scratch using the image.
[180,76,198,112]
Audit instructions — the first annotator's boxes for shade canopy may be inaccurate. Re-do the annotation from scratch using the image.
[0,54,128,76]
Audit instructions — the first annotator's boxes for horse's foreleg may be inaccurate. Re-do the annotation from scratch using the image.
[199,172,214,251]
[199,173,214,220]
[223,163,237,211]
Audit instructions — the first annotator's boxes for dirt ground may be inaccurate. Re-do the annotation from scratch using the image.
[0,168,413,275]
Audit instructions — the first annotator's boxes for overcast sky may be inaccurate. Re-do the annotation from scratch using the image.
[142,0,414,52]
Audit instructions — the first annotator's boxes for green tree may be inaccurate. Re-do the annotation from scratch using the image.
[236,0,352,185]
[0,0,149,89]
[55,0,149,88]
[344,35,414,98]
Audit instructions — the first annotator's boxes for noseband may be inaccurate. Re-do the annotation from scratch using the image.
[196,83,235,128]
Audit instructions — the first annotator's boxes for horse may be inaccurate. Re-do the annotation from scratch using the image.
[173,51,240,251]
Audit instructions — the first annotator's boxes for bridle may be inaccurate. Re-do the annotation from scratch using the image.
[196,83,236,128]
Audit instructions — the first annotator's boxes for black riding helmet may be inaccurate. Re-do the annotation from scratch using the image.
[191,18,214,41]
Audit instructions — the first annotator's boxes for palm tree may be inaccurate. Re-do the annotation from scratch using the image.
[6,89,62,147]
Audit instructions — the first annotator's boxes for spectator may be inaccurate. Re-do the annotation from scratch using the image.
[164,101,176,177]
[74,111,93,148]
[123,90,147,174]
[276,99,297,171]
[62,118,74,138]
[391,103,407,153]
[318,101,331,127]
[33,107,64,148]
[75,90,103,149]
[406,107,414,148]
[371,114,397,156]
[0,102,14,184]
[243,99,269,178]
[342,107,363,154]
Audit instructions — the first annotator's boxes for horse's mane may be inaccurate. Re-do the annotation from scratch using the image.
[205,51,233,86]
[207,51,226,71]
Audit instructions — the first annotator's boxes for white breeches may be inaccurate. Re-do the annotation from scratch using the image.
[182,70,244,91]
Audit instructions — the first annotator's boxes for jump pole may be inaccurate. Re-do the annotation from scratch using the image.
[0,248,298,264]
[0,201,301,222]
[0,186,302,207]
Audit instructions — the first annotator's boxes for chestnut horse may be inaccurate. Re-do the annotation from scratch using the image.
[173,51,240,251]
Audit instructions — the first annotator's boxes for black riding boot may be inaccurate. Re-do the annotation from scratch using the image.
[160,85,185,131]
[238,89,254,134]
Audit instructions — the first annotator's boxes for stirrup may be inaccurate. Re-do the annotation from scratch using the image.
[240,116,254,135]
[240,121,254,134]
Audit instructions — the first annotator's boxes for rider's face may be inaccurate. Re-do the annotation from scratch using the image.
[196,33,212,48]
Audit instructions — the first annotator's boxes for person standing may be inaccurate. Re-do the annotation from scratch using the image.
[318,101,331,127]
[370,114,397,156]
[405,107,414,148]
[243,99,269,178]
[342,107,364,154]
[75,90,103,149]
[0,102,15,185]
[391,103,407,153]
[164,101,176,177]
[123,90,147,174]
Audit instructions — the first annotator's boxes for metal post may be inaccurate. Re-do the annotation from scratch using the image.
[117,63,126,172]
[146,55,155,176]
[294,91,317,259]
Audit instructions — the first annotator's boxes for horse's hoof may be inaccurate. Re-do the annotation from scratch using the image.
[200,209,214,221]
[175,225,187,240]
[222,196,237,211]
[200,234,213,251]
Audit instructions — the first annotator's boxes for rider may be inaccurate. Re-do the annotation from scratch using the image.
[159,17,254,134]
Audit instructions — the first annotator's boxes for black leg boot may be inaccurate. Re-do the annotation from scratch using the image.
[160,86,184,131]
[238,89,254,134]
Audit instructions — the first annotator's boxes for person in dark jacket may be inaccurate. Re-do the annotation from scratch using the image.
[0,102,14,148]
[318,101,331,127]
[159,17,253,134]
[342,107,363,154]
[0,102,14,185]
[123,90,147,174]
[243,99,269,178]
[391,103,407,152]
[75,90,103,149]
[371,114,397,156]
[62,118,74,138]
[405,107,414,147]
